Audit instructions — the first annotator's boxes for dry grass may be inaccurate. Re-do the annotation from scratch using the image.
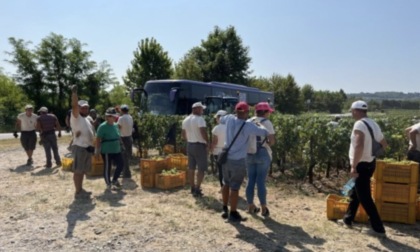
[0,139,419,251]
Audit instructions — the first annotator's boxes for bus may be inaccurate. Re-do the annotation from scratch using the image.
[132,79,274,115]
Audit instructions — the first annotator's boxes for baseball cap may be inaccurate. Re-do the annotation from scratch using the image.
[235,102,249,112]
[192,102,206,109]
[121,104,129,111]
[255,102,274,112]
[105,107,118,117]
[25,104,33,110]
[350,100,368,110]
[38,107,48,113]
[214,110,227,118]
[78,100,89,107]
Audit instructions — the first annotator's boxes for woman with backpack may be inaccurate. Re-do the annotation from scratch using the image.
[245,102,276,217]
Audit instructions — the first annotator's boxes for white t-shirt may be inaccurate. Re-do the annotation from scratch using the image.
[17,113,38,131]
[247,116,275,160]
[211,124,227,155]
[118,114,134,137]
[409,122,420,151]
[349,118,384,165]
[182,114,207,144]
[70,113,95,148]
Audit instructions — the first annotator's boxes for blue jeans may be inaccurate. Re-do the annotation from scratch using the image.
[246,147,271,205]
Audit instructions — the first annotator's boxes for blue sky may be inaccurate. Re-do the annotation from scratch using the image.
[1,0,419,93]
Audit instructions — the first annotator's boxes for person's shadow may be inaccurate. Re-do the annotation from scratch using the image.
[10,164,33,173]
[230,217,326,251]
[96,189,127,207]
[65,196,95,238]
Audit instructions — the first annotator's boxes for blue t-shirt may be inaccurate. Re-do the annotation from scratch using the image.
[220,114,268,160]
[96,122,121,154]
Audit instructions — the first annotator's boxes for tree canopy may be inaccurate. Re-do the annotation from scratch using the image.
[6,33,116,123]
[123,38,173,89]
[175,26,251,84]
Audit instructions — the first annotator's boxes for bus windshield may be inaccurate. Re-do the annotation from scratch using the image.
[145,82,179,115]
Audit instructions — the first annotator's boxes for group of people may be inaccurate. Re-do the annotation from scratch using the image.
[14,85,134,198]
[70,86,134,196]
[182,101,276,222]
[14,93,420,235]
[14,104,62,168]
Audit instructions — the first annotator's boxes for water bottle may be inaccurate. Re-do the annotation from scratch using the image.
[341,178,355,196]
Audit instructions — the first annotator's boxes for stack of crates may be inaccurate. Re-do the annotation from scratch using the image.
[372,160,419,224]
[140,154,189,189]
[140,157,168,188]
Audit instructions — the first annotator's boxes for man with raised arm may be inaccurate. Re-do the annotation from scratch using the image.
[70,85,95,198]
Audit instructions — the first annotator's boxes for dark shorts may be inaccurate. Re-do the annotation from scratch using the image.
[222,158,246,191]
[20,131,37,151]
[187,142,208,172]
[72,145,92,174]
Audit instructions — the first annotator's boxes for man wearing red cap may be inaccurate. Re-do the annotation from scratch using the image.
[219,101,269,222]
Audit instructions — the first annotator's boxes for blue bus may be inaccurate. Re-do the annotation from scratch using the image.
[132,79,274,115]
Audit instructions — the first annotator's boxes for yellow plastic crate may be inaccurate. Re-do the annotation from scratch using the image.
[61,157,73,172]
[375,201,416,224]
[167,153,188,171]
[87,156,104,176]
[141,173,155,188]
[371,180,418,204]
[140,157,168,174]
[326,194,368,223]
[155,171,186,190]
[374,160,419,184]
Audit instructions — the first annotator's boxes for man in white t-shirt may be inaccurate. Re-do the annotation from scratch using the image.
[14,104,38,166]
[118,104,134,178]
[181,102,209,197]
[210,110,227,188]
[70,85,95,198]
[340,100,387,236]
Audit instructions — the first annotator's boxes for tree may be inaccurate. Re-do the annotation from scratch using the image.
[123,38,173,89]
[271,74,302,114]
[248,76,272,91]
[6,33,115,123]
[173,50,203,80]
[301,84,315,111]
[0,72,30,130]
[6,38,44,108]
[179,26,251,84]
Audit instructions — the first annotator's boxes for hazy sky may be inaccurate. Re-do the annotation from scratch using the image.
[1,0,419,93]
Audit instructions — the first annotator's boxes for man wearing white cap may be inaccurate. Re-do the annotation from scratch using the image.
[118,104,134,178]
[70,85,95,198]
[14,104,38,165]
[181,101,209,197]
[339,100,387,236]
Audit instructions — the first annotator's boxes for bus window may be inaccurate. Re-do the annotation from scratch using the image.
[205,97,223,114]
